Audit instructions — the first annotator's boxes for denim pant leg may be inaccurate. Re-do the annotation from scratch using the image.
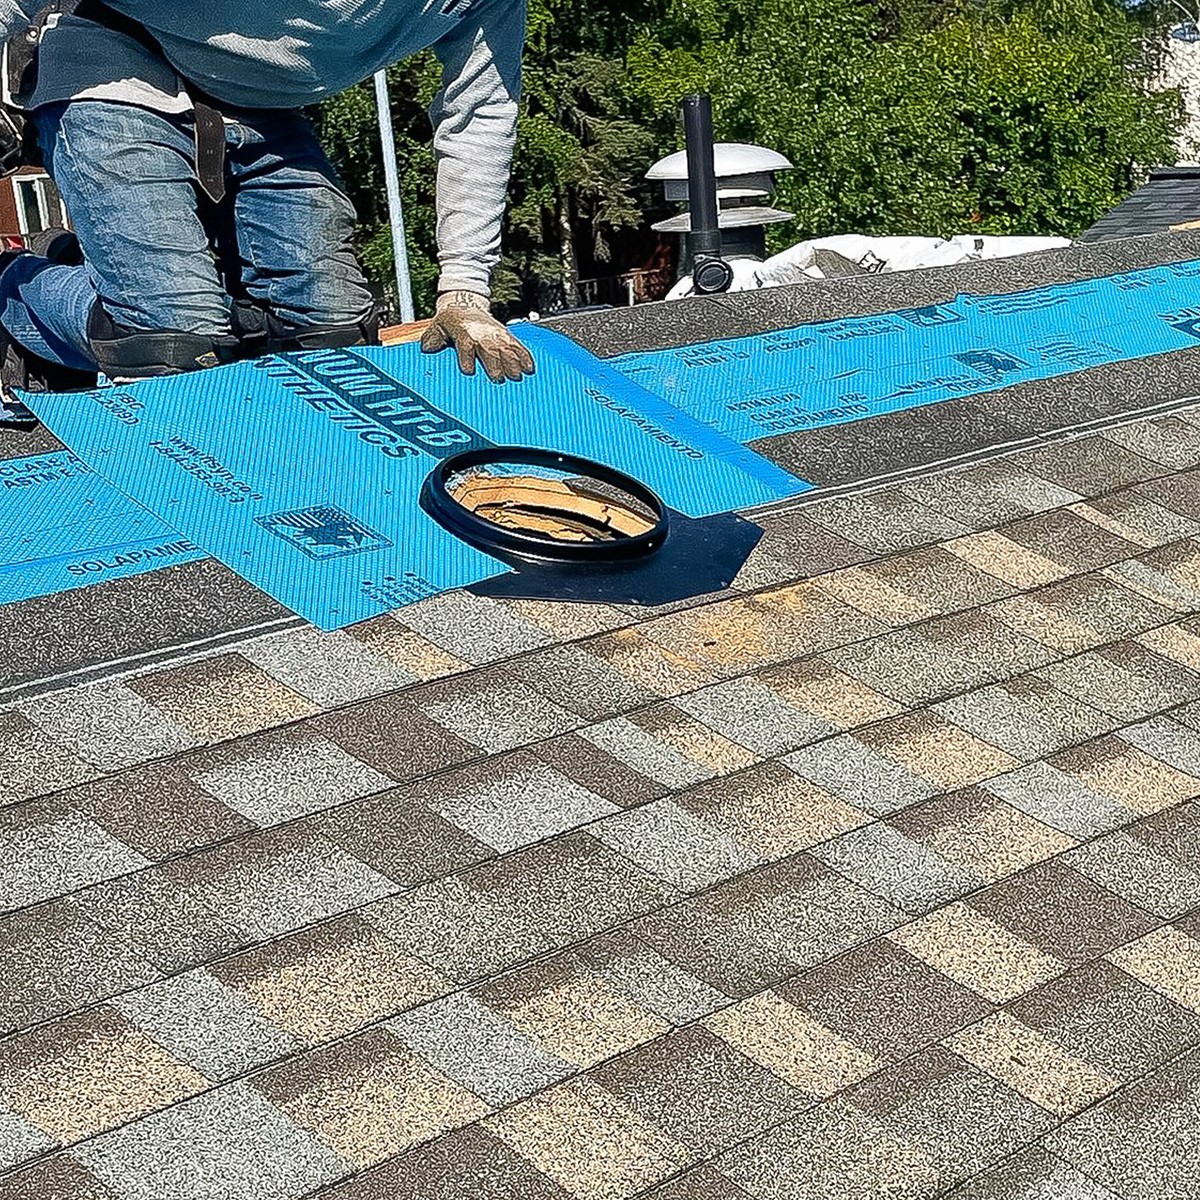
[0,255,101,371]
[0,100,229,370]
[224,108,374,331]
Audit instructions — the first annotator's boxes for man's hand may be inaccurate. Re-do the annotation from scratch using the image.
[420,290,534,382]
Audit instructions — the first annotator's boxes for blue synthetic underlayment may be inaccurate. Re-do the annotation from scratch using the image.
[609,259,1200,442]
[0,451,203,605]
[19,256,1200,624]
[23,325,807,629]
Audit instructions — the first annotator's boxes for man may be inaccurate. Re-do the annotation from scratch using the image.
[0,0,535,404]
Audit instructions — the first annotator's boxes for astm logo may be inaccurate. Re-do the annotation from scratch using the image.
[256,505,393,560]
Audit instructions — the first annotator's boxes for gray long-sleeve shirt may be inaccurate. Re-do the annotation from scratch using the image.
[0,0,526,295]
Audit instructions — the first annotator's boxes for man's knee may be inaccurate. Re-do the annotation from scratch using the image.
[230,300,380,356]
[88,291,382,377]
[87,305,223,377]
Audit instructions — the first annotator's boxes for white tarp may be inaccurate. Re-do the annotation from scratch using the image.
[666,233,1072,299]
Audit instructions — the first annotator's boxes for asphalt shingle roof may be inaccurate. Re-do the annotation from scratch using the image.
[4,232,1200,1199]
[1081,167,1200,243]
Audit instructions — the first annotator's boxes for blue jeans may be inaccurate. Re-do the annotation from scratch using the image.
[0,100,374,372]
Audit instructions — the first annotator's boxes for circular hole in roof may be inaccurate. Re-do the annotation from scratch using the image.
[423,447,669,564]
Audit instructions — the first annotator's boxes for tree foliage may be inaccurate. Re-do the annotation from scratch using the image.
[317,0,1184,317]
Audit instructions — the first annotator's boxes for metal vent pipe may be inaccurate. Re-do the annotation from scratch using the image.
[681,94,734,294]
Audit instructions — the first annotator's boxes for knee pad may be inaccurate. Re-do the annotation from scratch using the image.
[233,301,382,355]
[88,305,220,378]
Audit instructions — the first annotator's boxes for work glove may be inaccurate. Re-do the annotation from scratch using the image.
[420,290,535,382]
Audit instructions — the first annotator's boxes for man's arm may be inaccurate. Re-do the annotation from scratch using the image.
[427,0,525,297]
[420,0,533,381]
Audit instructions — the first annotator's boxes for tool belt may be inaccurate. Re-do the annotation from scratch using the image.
[0,0,226,202]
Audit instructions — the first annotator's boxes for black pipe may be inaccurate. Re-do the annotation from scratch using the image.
[681,94,734,294]
[682,94,720,258]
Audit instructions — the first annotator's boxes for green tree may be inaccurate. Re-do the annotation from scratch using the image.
[318,0,1184,315]
[627,0,1183,246]
[315,0,670,317]
[496,0,671,309]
